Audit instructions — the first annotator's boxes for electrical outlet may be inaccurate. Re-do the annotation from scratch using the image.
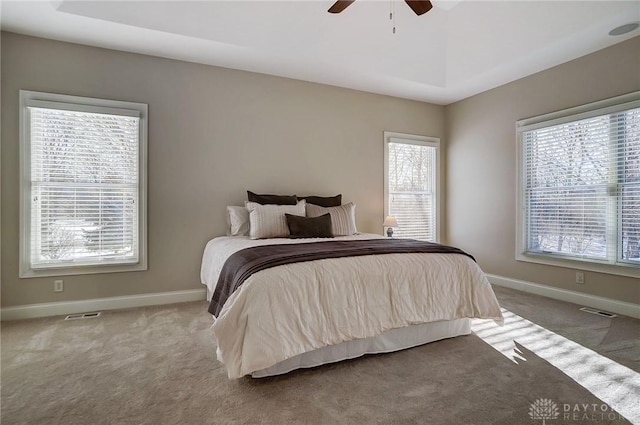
[575,272,585,285]
[54,280,64,292]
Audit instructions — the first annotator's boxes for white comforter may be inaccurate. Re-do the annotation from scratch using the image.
[201,234,503,379]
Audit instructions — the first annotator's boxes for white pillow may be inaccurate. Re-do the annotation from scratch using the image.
[306,202,357,236]
[226,206,250,237]
[246,200,306,239]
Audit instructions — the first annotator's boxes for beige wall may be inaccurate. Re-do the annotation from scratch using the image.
[3,31,637,310]
[445,36,640,304]
[0,32,444,307]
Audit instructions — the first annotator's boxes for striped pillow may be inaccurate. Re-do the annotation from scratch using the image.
[306,202,357,236]
[246,200,306,239]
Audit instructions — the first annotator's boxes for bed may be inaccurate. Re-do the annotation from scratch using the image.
[201,231,504,379]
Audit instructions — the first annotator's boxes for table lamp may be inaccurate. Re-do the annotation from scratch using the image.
[383,215,398,237]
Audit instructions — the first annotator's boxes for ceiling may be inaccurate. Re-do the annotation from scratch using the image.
[1,0,639,104]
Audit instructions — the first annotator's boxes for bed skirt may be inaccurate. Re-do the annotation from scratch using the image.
[251,318,471,378]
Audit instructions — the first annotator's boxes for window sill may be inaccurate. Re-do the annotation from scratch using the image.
[516,252,639,279]
[19,261,148,279]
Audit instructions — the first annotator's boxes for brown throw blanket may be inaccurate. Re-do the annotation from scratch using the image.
[208,238,475,316]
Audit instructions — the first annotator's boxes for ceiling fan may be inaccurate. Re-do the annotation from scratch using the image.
[328,0,433,16]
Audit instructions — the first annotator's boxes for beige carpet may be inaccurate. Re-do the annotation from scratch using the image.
[1,286,638,425]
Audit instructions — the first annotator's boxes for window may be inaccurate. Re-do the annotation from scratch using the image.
[516,92,639,277]
[20,91,147,277]
[384,132,440,241]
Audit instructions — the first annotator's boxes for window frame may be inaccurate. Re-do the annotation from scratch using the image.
[383,131,441,242]
[19,90,148,278]
[515,91,640,278]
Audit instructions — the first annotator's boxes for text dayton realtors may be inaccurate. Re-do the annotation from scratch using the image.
[562,403,623,421]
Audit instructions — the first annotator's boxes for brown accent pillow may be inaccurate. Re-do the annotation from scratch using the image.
[299,194,342,207]
[285,213,333,239]
[247,191,297,205]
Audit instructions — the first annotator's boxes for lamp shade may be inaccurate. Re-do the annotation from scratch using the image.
[383,215,398,227]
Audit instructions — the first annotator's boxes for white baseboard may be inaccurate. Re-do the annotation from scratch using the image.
[486,274,640,319]
[0,288,207,321]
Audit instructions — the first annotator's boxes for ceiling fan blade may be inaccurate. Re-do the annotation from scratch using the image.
[405,0,433,16]
[328,0,355,13]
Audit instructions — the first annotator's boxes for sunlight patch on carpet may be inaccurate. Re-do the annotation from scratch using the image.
[472,308,640,424]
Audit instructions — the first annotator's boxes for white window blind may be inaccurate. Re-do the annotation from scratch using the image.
[519,97,639,271]
[20,91,147,277]
[385,135,439,241]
